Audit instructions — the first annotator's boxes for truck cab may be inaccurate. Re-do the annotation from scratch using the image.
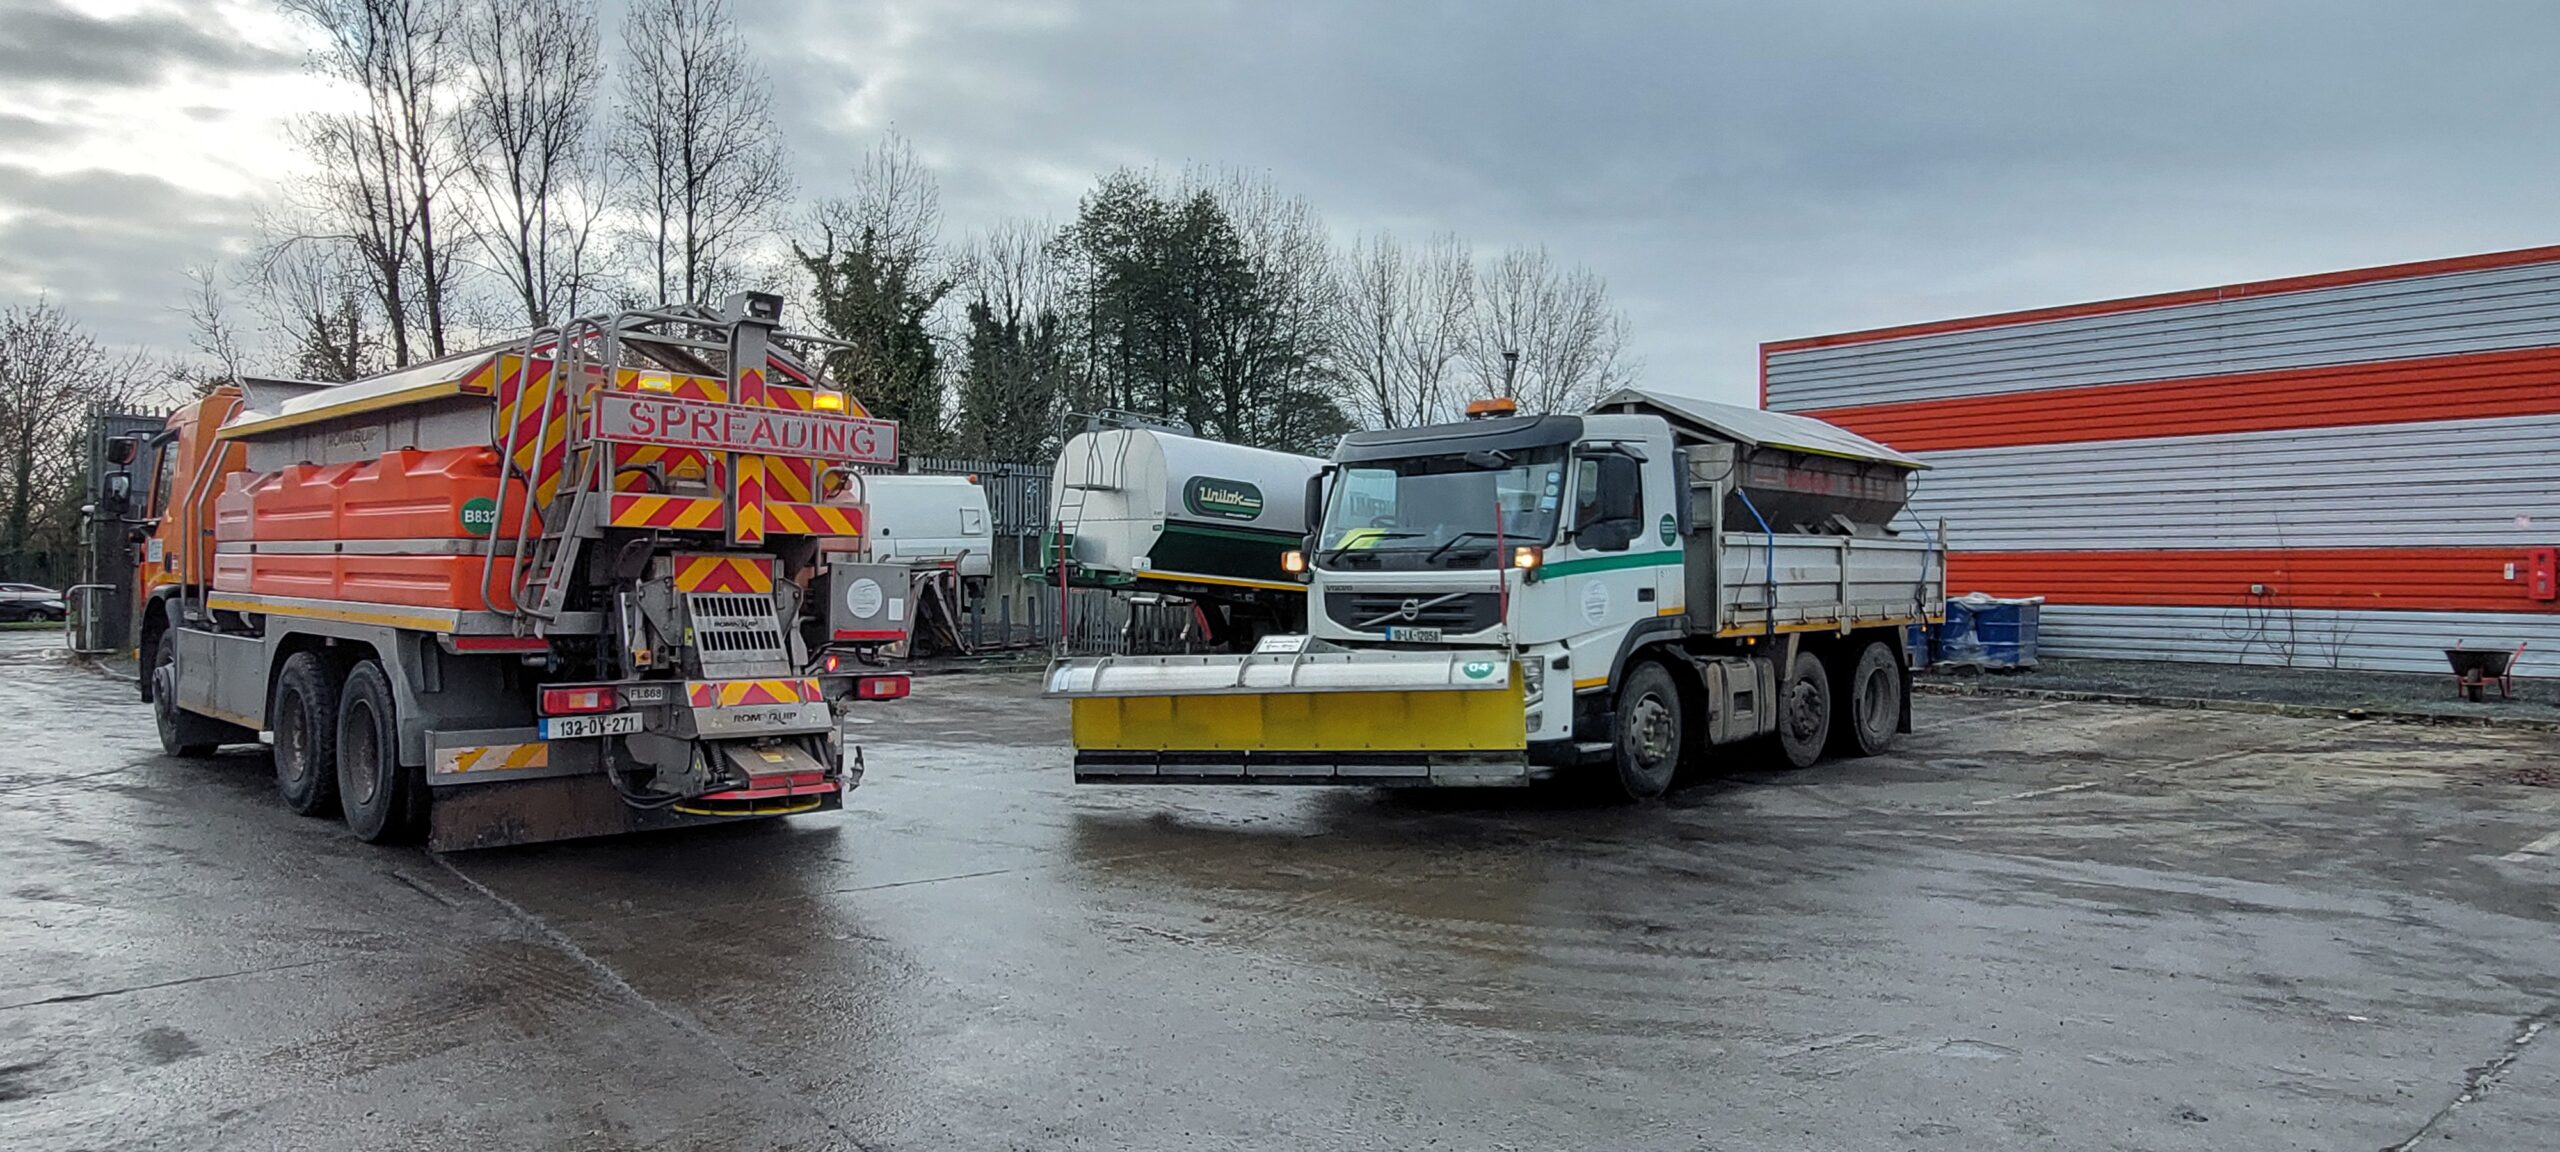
[1304,407,1681,761]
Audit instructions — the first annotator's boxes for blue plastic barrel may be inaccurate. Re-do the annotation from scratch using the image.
[1941,597,2040,670]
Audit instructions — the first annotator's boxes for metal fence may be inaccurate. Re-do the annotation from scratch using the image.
[897,453,1212,656]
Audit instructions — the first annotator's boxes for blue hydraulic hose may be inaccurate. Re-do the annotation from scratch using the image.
[1734,487,1777,643]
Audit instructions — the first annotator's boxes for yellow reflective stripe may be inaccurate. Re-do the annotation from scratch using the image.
[1133,570,1303,593]
[206,593,457,632]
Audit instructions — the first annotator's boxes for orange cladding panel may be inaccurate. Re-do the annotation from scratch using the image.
[243,553,341,600]
[1762,243,2560,354]
[1949,548,2560,614]
[228,554,523,612]
[251,462,362,541]
[1809,347,2560,453]
[337,554,522,612]
[336,447,529,540]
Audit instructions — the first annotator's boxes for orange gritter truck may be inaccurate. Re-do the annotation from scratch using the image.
[114,294,918,849]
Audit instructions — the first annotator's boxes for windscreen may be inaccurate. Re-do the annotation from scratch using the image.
[1317,449,1565,570]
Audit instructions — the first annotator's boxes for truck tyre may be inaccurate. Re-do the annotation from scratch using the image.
[336,660,424,844]
[151,640,228,759]
[1832,640,1902,758]
[1777,651,1831,769]
[272,652,341,817]
[1611,661,1684,801]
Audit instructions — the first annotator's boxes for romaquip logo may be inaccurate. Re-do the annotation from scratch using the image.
[1183,477,1264,522]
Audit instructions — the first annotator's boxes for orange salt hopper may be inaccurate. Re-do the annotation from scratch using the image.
[125,294,915,850]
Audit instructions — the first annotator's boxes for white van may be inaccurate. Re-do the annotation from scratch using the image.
[846,474,993,580]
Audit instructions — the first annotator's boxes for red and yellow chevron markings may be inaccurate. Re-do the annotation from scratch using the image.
[671,553,775,594]
[608,493,725,531]
[763,501,862,537]
[685,678,820,707]
[437,741,551,775]
[491,354,572,506]
[730,457,766,545]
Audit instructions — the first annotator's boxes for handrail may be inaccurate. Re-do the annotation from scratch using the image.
[172,392,239,627]
[61,584,115,655]
[481,322,563,622]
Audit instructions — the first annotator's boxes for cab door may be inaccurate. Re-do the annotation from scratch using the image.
[1560,450,1657,661]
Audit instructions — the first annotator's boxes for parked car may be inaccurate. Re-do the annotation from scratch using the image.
[0,582,66,623]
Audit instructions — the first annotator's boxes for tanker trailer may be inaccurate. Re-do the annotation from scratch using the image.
[1047,423,1324,647]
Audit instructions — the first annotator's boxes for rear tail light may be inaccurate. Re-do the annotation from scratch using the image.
[855,674,910,700]
[540,685,623,715]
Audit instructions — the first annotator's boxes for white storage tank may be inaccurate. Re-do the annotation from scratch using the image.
[1049,428,1323,597]
[846,474,993,579]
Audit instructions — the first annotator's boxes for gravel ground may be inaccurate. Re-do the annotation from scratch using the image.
[1923,655,2560,724]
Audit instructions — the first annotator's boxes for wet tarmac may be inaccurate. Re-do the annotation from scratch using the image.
[3,629,2558,1151]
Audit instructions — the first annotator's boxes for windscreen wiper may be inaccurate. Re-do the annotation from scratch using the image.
[1422,530,1500,566]
[1319,531,1420,560]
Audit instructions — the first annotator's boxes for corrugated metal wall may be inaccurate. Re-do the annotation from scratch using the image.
[1764,245,2560,673]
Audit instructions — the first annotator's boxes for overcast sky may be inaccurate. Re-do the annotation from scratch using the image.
[4,0,2557,403]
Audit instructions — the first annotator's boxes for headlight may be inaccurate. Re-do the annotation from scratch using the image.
[1518,657,1545,701]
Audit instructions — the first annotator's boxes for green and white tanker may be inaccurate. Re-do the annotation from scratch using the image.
[1047,425,1325,643]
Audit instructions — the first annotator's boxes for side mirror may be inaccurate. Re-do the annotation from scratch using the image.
[105,435,142,467]
[104,472,133,502]
[1302,470,1328,535]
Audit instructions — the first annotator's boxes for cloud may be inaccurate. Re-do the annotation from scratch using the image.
[751,0,2560,401]
[7,0,2560,397]
[0,112,70,148]
[0,0,300,89]
[0,164,257,345]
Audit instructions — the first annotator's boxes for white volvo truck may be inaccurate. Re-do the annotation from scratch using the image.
[1045,389,1945,800]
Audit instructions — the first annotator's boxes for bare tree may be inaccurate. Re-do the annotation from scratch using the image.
[0,300,161,582]
[1203,168,1344,451]
[956,218,1057,331]
[950,217,1063,458]
[1465,245,1633,414]
[811,131,941,275]
[456,0,608,326]
[175,263,250,393]
[279,0,467,366]
[613,0,791,306]
[1334,231,1474,428]
[247,218,380,382]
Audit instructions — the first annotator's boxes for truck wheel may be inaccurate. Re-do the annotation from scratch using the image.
[272,652,341,817]
[1832,640,1902,758]
[336,660,423,844]
[1777,651,1831,769]
[151,641,225,758]
[1611,661,1684,801]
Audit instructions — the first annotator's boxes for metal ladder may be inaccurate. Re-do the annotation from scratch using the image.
[482,318,612,633]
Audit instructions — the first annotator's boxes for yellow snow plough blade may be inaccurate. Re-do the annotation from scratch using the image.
[1046,649,1532,785]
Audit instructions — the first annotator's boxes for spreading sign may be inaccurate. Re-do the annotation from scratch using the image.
[591,391,898,465]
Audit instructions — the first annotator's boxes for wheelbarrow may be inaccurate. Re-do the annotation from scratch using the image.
[2446,641,2526,702]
